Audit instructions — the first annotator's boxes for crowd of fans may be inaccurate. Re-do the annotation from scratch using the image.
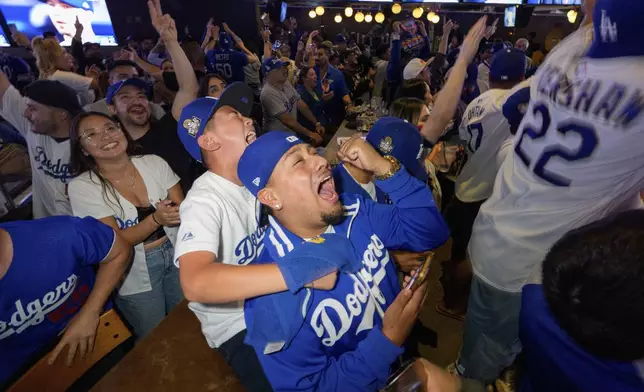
[0,0,643,391]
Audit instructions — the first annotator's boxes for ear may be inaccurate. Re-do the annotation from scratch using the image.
[197,133,221,153]
[107,104,117,116]
[258,188,282,211]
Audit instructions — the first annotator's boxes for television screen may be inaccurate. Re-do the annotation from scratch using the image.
[526,0,581,4]
[0,31,8,47]
[0,0,118,46]
[462,0,522,4]
[504,6,517,27]
[402,0,459,3]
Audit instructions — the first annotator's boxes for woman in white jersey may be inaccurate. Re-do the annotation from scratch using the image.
[68,111,184,338]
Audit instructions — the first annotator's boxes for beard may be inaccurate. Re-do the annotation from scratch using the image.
[321,208,345,226]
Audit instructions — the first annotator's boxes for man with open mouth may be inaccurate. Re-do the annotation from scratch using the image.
[175,83,338,392]
[236,127,449,391]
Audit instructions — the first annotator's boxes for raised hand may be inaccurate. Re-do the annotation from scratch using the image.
[485,17,499,39]
[74,16,84,35]
[458,16,488,65]
[417,20,427,37]
[262,29,271,42]
[148,0,178,44]
[337,134,391,176]
[393,21,402,34]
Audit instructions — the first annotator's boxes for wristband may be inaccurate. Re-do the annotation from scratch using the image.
[152,213,161,226]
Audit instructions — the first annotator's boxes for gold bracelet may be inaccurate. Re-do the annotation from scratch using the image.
[375,156,401,181]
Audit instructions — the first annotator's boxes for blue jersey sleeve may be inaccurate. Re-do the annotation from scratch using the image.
[256,321,402,392]
[72,217,116,266]
[503,85,531,135]
[361,168,449,252]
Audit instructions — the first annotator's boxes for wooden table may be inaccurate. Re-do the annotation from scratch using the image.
[91,301,245,392]
[323,122,359,165]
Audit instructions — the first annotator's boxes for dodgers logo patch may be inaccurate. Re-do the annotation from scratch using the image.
[183,117,201,137]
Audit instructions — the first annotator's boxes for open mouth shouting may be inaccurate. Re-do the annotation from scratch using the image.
[316,173,338,204]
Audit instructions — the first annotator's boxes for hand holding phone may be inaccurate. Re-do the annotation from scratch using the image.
[405,251,434,291]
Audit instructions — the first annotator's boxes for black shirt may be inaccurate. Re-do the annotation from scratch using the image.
[134,113,203,195]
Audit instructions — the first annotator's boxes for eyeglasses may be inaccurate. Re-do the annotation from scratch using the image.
[80,124,122,144]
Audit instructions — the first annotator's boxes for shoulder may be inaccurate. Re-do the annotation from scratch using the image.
[69,171,99,191]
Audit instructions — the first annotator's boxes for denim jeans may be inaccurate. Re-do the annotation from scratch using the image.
[217,330,273,392]
[115,240,184,339]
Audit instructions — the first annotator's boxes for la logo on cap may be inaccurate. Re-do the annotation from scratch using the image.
[183,117,201,137]
[600,10,618,43]
[252,177,261,187]
[286,136,298,143]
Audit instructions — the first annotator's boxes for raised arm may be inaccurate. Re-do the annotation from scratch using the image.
[420,16,487,144]
[147,0,198,120]
[262,29,273,60]
[0,71,30,136]
[224,23,259,63]
[71,17,86,75]
[123,46,163,80]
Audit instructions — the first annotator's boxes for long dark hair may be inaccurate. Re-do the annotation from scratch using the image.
[297,66,315,86]
[198,73,227,98]
[69,111,140,216]
[389,97,425,125]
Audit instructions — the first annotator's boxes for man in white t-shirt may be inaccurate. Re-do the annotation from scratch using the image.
[439,48,528,321]
[458,0,644,384]
[174,83,272,391]
[0,75,83,218]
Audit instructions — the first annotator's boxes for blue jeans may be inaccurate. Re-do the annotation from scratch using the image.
[115,240,184,339]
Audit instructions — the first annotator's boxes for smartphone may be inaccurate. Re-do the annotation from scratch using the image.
[405,251,434,291]
[379,360,425,392]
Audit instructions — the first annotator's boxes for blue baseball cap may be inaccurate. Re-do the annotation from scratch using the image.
[335,34,347,44]
[105,78,150,105]
[262,57,289,76]
[238,131,304,196]
[489,48,526,83]
[219,32,233,50]
[587,0,644,59]
[177,82,254,163]
[40,0,93,11]
[366,117,428,183]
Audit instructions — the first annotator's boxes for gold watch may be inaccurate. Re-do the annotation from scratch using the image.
[375,155,401,181]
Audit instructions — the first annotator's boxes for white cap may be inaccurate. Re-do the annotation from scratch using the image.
[403,58,434,80]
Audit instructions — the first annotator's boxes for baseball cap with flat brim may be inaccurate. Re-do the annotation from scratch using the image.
[177,82,254,163]
[105,78,150,105]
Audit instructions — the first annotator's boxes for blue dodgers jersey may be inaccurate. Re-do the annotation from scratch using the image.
[206,49,249,83]
[520,285,644,392]
[315,65,350,125]
[0,217,115,385]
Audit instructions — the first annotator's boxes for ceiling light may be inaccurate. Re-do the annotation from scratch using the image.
[355,11,365,23]
[345,6,353,17]
[335,14,342,23]
[309,10,316,19]
[365,13,373,23]
[315,6,325,16]
[412,7,423,19]
[375,12,385,24]
[392,3,401,15]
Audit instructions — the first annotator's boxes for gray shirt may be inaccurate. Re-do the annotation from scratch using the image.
[84,99,167,120]
[260,82,301,132]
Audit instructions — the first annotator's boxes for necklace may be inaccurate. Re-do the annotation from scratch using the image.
[106,162,136,189]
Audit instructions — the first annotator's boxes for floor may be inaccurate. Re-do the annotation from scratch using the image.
[416,239,465,367]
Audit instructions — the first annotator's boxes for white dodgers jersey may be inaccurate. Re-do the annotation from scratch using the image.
[469,24,644,292]
[456,79,531,203]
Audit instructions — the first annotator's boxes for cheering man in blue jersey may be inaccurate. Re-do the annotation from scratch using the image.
[237,126,450,391]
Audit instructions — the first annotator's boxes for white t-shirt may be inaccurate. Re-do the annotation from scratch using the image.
[0,86,73,218]
[47,70,95,106]
[174,171,266,348]
[68,155,180,296]
[469,25,644,293]
[456,80,530,203]
[477,61,491,94]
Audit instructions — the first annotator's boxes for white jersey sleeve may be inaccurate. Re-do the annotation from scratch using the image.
[469,24,644,292]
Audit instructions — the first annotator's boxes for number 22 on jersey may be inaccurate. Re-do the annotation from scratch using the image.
[514,103,599,187]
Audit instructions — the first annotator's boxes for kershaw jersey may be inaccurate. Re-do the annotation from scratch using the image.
[206,49,248,83]
[469,24,644,292]
[456,79,531,203]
